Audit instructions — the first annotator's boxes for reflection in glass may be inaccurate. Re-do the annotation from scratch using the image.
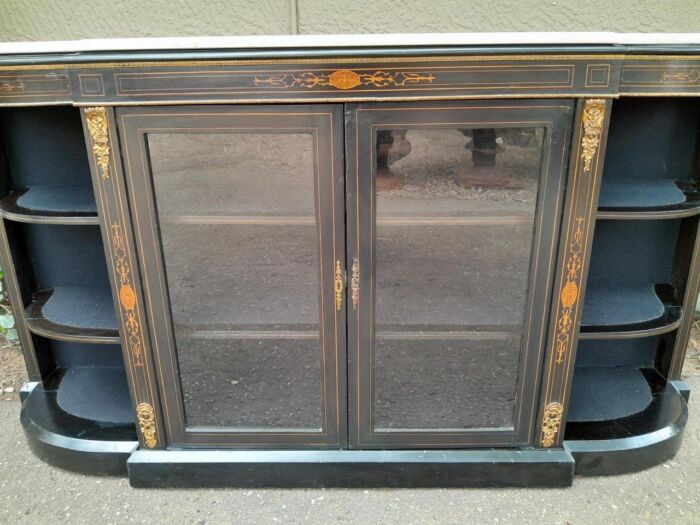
[147,132,324,429]
[373,127,544,431]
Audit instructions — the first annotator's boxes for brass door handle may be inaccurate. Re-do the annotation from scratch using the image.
[334,261,344,311]
[351,257,360,310]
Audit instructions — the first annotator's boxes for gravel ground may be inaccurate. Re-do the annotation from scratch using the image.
[0,334,699,524]
[0,339,25,402]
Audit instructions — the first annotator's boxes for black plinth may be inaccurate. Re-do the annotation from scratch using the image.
[127,448,575,488]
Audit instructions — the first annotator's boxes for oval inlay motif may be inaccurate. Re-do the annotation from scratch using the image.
[329,70,361,90]
[560,281,578,308]
[119,284,137,310]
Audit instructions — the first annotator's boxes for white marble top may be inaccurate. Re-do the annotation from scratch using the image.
[0,32,699,55]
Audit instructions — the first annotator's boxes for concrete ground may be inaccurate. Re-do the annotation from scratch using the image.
[0,334,699,524]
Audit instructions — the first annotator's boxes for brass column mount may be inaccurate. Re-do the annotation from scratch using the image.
[580,99,605,173]
[540,402,564,448]
[136,402,158,448]
[85,106,112,180]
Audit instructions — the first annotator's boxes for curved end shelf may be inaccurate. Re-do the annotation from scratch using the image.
[20,371,137,475]
[597,178,700,220]
[580,283,682,339]
[0,187,99,225]
[565,368,688,476]
[25,288,120,344]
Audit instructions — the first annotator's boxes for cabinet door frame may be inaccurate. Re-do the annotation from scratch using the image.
[345,100,575,448]
[116,104,347,449]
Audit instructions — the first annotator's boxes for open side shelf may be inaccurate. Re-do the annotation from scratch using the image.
[597,178,700,219]
[25,288,120,344]
[565,368,687,476]
[20,369,137,475]
[57,367,134,424]
[0,187,98,225]
[567,366,654,423]
[580,283,682,338]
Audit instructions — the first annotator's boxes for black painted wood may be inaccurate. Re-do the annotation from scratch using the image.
[84,106,168,451]
[127,448,575,488]
[0,46,698,106]
[537,98,612,449]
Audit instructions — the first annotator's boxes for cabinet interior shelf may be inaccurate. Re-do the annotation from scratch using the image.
[0,187,99,225]
[25,288,120,344]
[161,215,534,226]
[181,324,522,341]
[565,367,681,441]
[54,366,134,425]
[567,366,654,423]
[26,368,136,435]
[597,178,700,219]
[580,283,682,338]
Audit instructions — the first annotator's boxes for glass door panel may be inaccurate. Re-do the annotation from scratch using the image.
[346,101,573,447]
[117,105,345,447]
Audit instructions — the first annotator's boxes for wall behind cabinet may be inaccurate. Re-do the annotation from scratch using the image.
[0,0,698,41]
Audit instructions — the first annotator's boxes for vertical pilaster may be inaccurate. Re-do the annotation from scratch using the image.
[82,106,165,450]
[537,98,612,448]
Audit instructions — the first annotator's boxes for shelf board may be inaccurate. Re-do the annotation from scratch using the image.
[55,366,134,425]
[597,178,700,219]
[567,366,653,423]
[564,369,687,476]
[565,368,680,439]
[21,369,136,468]
[25,288,120,344]
[580,283,681,337]
[0,187,99,225]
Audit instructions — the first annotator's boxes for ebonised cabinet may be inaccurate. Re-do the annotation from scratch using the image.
[1,35,698,487]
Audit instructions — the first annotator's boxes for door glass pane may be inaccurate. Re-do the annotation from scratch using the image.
[373,127,544,430]
[146,132,324,429]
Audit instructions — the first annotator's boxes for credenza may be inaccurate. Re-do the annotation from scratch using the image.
[1,34,699,487]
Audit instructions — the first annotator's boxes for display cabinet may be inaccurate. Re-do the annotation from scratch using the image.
[0,34,698,487]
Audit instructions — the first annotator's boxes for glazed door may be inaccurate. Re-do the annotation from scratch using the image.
[346,100,574,448]
[117,105,346,448]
